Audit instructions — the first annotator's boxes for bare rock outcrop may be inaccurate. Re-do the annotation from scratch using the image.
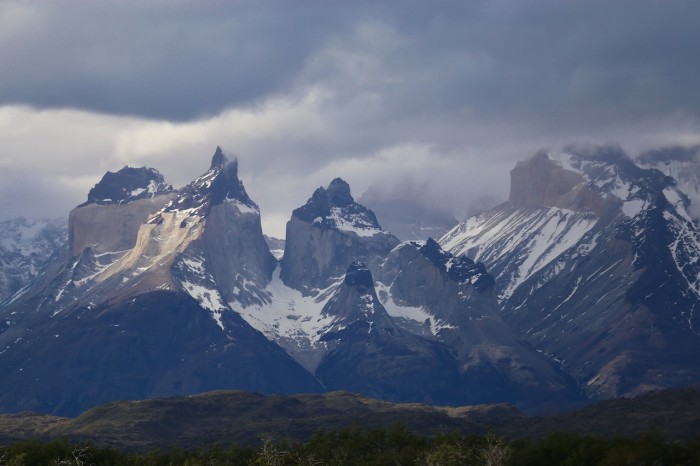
[281,178,399,294]
[509,151,584,208]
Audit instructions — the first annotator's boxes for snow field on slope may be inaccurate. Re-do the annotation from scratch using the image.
[440,207,597,302]
[375,281,454,335]
[502,209,597,300]
[664,187,693,223]
[236,266,339,347]
[225,197,259,214]
[329,207,383,237]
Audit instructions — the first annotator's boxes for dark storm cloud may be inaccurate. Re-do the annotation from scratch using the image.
[2,0,699,128]
[1,0,700,235]
[0,1,363,120]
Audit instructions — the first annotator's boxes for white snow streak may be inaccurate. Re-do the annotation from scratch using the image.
[181,281,227,330]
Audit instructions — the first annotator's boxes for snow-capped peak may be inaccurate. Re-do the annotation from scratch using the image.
[292,178,387,237]
[151,147,259,222]
[82,166,173,206]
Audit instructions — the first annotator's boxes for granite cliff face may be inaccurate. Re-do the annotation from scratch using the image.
[281,178,400,294]
[441,146,700,399]
[509,151,585,208]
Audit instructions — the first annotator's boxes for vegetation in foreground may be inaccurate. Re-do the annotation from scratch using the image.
[1,425,700,466]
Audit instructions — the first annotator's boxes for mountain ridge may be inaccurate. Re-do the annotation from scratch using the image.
[1,385,699,450]
[2,143,700,417]
[439,145,700,400]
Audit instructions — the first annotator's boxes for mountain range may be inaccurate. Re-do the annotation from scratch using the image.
[1,144,699,417]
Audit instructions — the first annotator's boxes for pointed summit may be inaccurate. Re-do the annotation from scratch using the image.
[316,261,466,406]
[291,178,383,235]
[210,146,226,170]
[321,261,386,322]
[344,261,374,292]
[281,178,399,293]
[156,147,257,219]
[327,178,354,207]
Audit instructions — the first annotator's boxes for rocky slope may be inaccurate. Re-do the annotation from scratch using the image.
[440,145,700,399]
[378,239,580,411]
[235,180,575,411]
[315,261,465,405]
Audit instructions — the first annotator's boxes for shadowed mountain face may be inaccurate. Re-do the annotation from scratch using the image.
[315,261,466,405]
[0,292,321,416]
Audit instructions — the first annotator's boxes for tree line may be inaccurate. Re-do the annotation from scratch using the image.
[1,425,700,465]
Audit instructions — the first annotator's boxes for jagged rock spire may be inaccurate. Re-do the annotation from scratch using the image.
[210,146,226,170]
[292,178,382,232]
[343,261,374,293]
[326,178,354,207]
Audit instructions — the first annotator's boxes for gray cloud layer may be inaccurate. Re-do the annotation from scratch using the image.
[1,0,699,236]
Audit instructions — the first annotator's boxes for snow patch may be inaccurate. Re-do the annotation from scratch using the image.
[181,281,227,330]
[225,197,259,215]
[664,187,693,223]
[375,281,454,335]
[550,152,584,175]
[236,266,339,348]
[129,187,146,197]
[622,199,647,218]
[441,206,598,302]
[329,207,383,237]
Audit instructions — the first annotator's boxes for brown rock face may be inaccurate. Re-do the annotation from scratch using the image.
[509,151,584,208]
[68,194,175,257]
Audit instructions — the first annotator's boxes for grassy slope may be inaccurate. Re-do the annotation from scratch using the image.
[0,386,698,451]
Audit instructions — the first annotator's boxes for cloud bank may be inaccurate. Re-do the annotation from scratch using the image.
[1,0,699,237]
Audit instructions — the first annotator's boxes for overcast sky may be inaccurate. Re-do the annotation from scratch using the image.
[1,0,699,237]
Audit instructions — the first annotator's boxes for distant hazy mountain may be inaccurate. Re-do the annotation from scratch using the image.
[358,188,458,241]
